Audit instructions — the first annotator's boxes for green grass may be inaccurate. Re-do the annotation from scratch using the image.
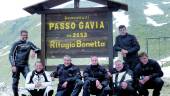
[47,57,109,66]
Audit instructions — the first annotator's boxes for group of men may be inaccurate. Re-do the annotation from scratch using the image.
[112,25,164,96]
[111,25,164,96]
[9,25,164,96]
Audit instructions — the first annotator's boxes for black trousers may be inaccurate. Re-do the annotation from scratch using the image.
[12,65,29,96]
[56,79,83,96]
[29,88,46,96]
[21,87,53,96]
[124,57,139,71]
[138,77,164,96]
[113,85,138,96]
[83,80,110,96]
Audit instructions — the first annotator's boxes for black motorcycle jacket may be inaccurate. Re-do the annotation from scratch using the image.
[9,40,40,66]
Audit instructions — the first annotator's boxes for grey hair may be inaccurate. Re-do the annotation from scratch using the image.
[63,55,71,60]
[114,59,123,64]
[35,60,43,66]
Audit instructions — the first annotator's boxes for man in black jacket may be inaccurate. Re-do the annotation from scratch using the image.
[9,30,40,96]
[108,60,137,96]
[114,25,140,71]
[134,52,164,96]
[83,56,110,96]
[51,55,83,96]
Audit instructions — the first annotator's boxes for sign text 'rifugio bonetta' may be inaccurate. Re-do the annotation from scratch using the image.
[45,11,110,58]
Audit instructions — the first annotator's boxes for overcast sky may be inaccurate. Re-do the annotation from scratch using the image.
[0,0,45,23]
[0,0,128,26]
[0,0,169,27]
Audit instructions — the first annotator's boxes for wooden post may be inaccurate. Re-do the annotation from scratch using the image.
[108,11,114,70]
[74,0,80,8]
[41,14,47,67]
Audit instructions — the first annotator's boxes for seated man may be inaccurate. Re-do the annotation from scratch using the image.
[21,61,53,96]
[134,52,164,96]
[83,56,110,96]
[107,60,137,96]
[50,55,83,96]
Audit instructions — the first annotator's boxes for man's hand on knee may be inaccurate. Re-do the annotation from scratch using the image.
[96,80,103,89]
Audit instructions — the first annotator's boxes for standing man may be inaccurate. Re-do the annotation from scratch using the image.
[83,56,110,96]
[9,30,40,96]
[114,25,140,71]
[134,52,164,96]
[50,55,83,96]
